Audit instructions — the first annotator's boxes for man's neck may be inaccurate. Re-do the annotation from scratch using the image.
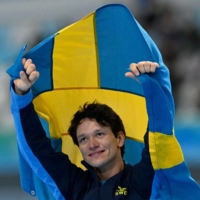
[94,159,124,181]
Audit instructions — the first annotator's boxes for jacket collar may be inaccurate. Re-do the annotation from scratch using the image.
[81,160,128,184]
[81,160,100,185]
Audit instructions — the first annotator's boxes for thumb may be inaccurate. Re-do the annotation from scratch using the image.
[20,71,30,84]
[13,71,31,94]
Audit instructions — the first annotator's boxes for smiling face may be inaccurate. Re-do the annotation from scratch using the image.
[77,118,125,171]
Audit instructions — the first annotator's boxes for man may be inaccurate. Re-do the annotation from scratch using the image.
[11,58,158,199]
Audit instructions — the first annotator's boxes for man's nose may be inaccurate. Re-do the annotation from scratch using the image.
[88,137,99,149]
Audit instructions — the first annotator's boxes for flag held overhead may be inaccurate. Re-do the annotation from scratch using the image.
[7,3,200,200]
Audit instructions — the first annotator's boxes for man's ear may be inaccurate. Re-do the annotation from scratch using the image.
[117,131,125,147]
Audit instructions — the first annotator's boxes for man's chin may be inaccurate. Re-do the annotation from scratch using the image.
[86,159,105,168]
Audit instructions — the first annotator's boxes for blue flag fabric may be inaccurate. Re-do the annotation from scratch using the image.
[6,45,27,79]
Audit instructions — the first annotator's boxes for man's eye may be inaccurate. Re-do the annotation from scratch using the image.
[79,137,87,144]
[97,132,104,137]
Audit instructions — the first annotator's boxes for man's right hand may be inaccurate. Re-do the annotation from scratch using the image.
[14,58,40,95]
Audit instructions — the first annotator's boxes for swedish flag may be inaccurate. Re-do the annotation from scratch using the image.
[7,4,200,200]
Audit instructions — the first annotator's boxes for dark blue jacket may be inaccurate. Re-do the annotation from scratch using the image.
[11,86,154,200]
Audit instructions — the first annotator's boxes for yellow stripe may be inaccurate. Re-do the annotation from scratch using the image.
[61,136,85,169]
[52,12,98,89]
[34,89,147,141]
[149,131,184,170]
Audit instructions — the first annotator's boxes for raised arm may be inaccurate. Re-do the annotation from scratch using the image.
[126,61,200,199]
[124,61,158,198]
[10,59,89,199]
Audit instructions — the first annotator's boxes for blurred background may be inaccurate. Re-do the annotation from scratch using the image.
[0,0,200,199]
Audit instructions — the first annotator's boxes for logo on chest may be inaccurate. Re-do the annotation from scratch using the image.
[115,186,127,196]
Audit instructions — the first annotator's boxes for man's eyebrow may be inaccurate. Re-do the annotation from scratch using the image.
[77,134,86,139]
[93,129,105,133]
[77,129,105,138]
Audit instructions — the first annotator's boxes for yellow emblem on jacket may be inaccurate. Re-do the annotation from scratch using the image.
[115,186,127,196]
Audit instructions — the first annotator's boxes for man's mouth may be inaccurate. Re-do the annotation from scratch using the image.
[89,150,105,157]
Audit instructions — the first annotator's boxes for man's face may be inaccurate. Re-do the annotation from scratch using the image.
[76,118,124,171]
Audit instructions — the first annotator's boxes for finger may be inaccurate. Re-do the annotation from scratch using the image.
[143,61,152,73]
[136,62,146,73]
[28,71,40,83]
[125,72,139,82]
[125,71,135,78]
[125,72,140,83]
[22,58,26,66]
[20,71,29,83]
[130,63,140,76]
[26,63,36,75]
[14,72,30,95]
[24,59,33,70]
[150,62,159,73]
